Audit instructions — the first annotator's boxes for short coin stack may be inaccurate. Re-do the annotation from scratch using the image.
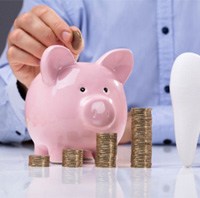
[95,133,117,168]
[62,149,83,167]
[29,155,50,167]
[130,108,152,168]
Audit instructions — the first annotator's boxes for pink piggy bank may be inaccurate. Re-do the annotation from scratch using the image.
[25,45,133,163]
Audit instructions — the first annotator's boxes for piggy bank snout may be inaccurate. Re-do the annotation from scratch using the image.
[83,98,115,127]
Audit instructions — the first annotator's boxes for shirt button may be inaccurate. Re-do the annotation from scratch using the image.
[16,131,21,136]
[162,27,169,34]
[163,139,172,145]
[164,85,170,93]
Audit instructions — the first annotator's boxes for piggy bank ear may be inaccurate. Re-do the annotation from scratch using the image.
[96,49,133,84]
[40,45,76,86]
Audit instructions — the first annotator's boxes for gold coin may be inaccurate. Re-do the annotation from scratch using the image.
[130,108,152,168]
[29,155,50,167]
[62,149,83,167]
[96,133,117,168]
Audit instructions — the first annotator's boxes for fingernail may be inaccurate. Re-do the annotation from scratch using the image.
[62,31,71,43]
[72,31,82,50]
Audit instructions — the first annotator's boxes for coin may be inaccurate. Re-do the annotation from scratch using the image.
[62,149,83,167]
[72,30,82,50]
[95,133,117,168]
[29,155,50,167]
[130,108,152,168]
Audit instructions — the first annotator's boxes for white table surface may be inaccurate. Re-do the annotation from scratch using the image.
[0,143,199,198]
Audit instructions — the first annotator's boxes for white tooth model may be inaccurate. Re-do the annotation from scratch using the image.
[170,53,200,167]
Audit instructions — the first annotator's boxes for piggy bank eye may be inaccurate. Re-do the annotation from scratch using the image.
[80,87,86,92]
[103,87,108,93]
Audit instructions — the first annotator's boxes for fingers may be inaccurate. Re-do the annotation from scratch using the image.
[31,5,84,56]
[7,46,40,70]
[8,29,46,59]
[11,5,83,60]
[7,46,40,87]
[31,5,72,45]
[14,12,60,47]
[7,5,84,88]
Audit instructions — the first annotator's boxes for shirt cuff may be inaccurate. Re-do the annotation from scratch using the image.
[152,105,175,144]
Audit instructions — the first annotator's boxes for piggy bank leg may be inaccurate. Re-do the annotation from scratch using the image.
[92,152,96,160]
[84,150,94,160]
[34,144,49,156]
[48,147,63,163]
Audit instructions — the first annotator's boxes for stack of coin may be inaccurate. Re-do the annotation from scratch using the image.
[95,133,117,168]
[130,108,152,168]
[62,149,83,167]
[29,155,50,167]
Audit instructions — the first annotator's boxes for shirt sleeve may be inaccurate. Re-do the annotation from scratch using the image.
[0,42,31,143]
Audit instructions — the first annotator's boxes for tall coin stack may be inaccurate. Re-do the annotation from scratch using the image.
[29,155,50,167]
[130,108,152,168]
[62,149,83,167]
[95,133,117,168]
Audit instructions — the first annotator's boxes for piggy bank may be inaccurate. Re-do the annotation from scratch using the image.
[25,45,133,163]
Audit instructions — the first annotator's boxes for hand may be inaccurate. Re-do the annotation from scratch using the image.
[7,5,84,88]
[119,111,132,144]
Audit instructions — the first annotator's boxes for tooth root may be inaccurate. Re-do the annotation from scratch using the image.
[175,105,199,167]
[170,52,200,167]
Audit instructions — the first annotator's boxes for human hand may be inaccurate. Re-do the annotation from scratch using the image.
[7,5,84,88]
[119,111,132,144]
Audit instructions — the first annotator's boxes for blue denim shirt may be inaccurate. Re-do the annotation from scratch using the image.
[1,0,200,143]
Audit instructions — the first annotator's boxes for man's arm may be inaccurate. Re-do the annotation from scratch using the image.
[0,45,29,142]
[0,0,83,143]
